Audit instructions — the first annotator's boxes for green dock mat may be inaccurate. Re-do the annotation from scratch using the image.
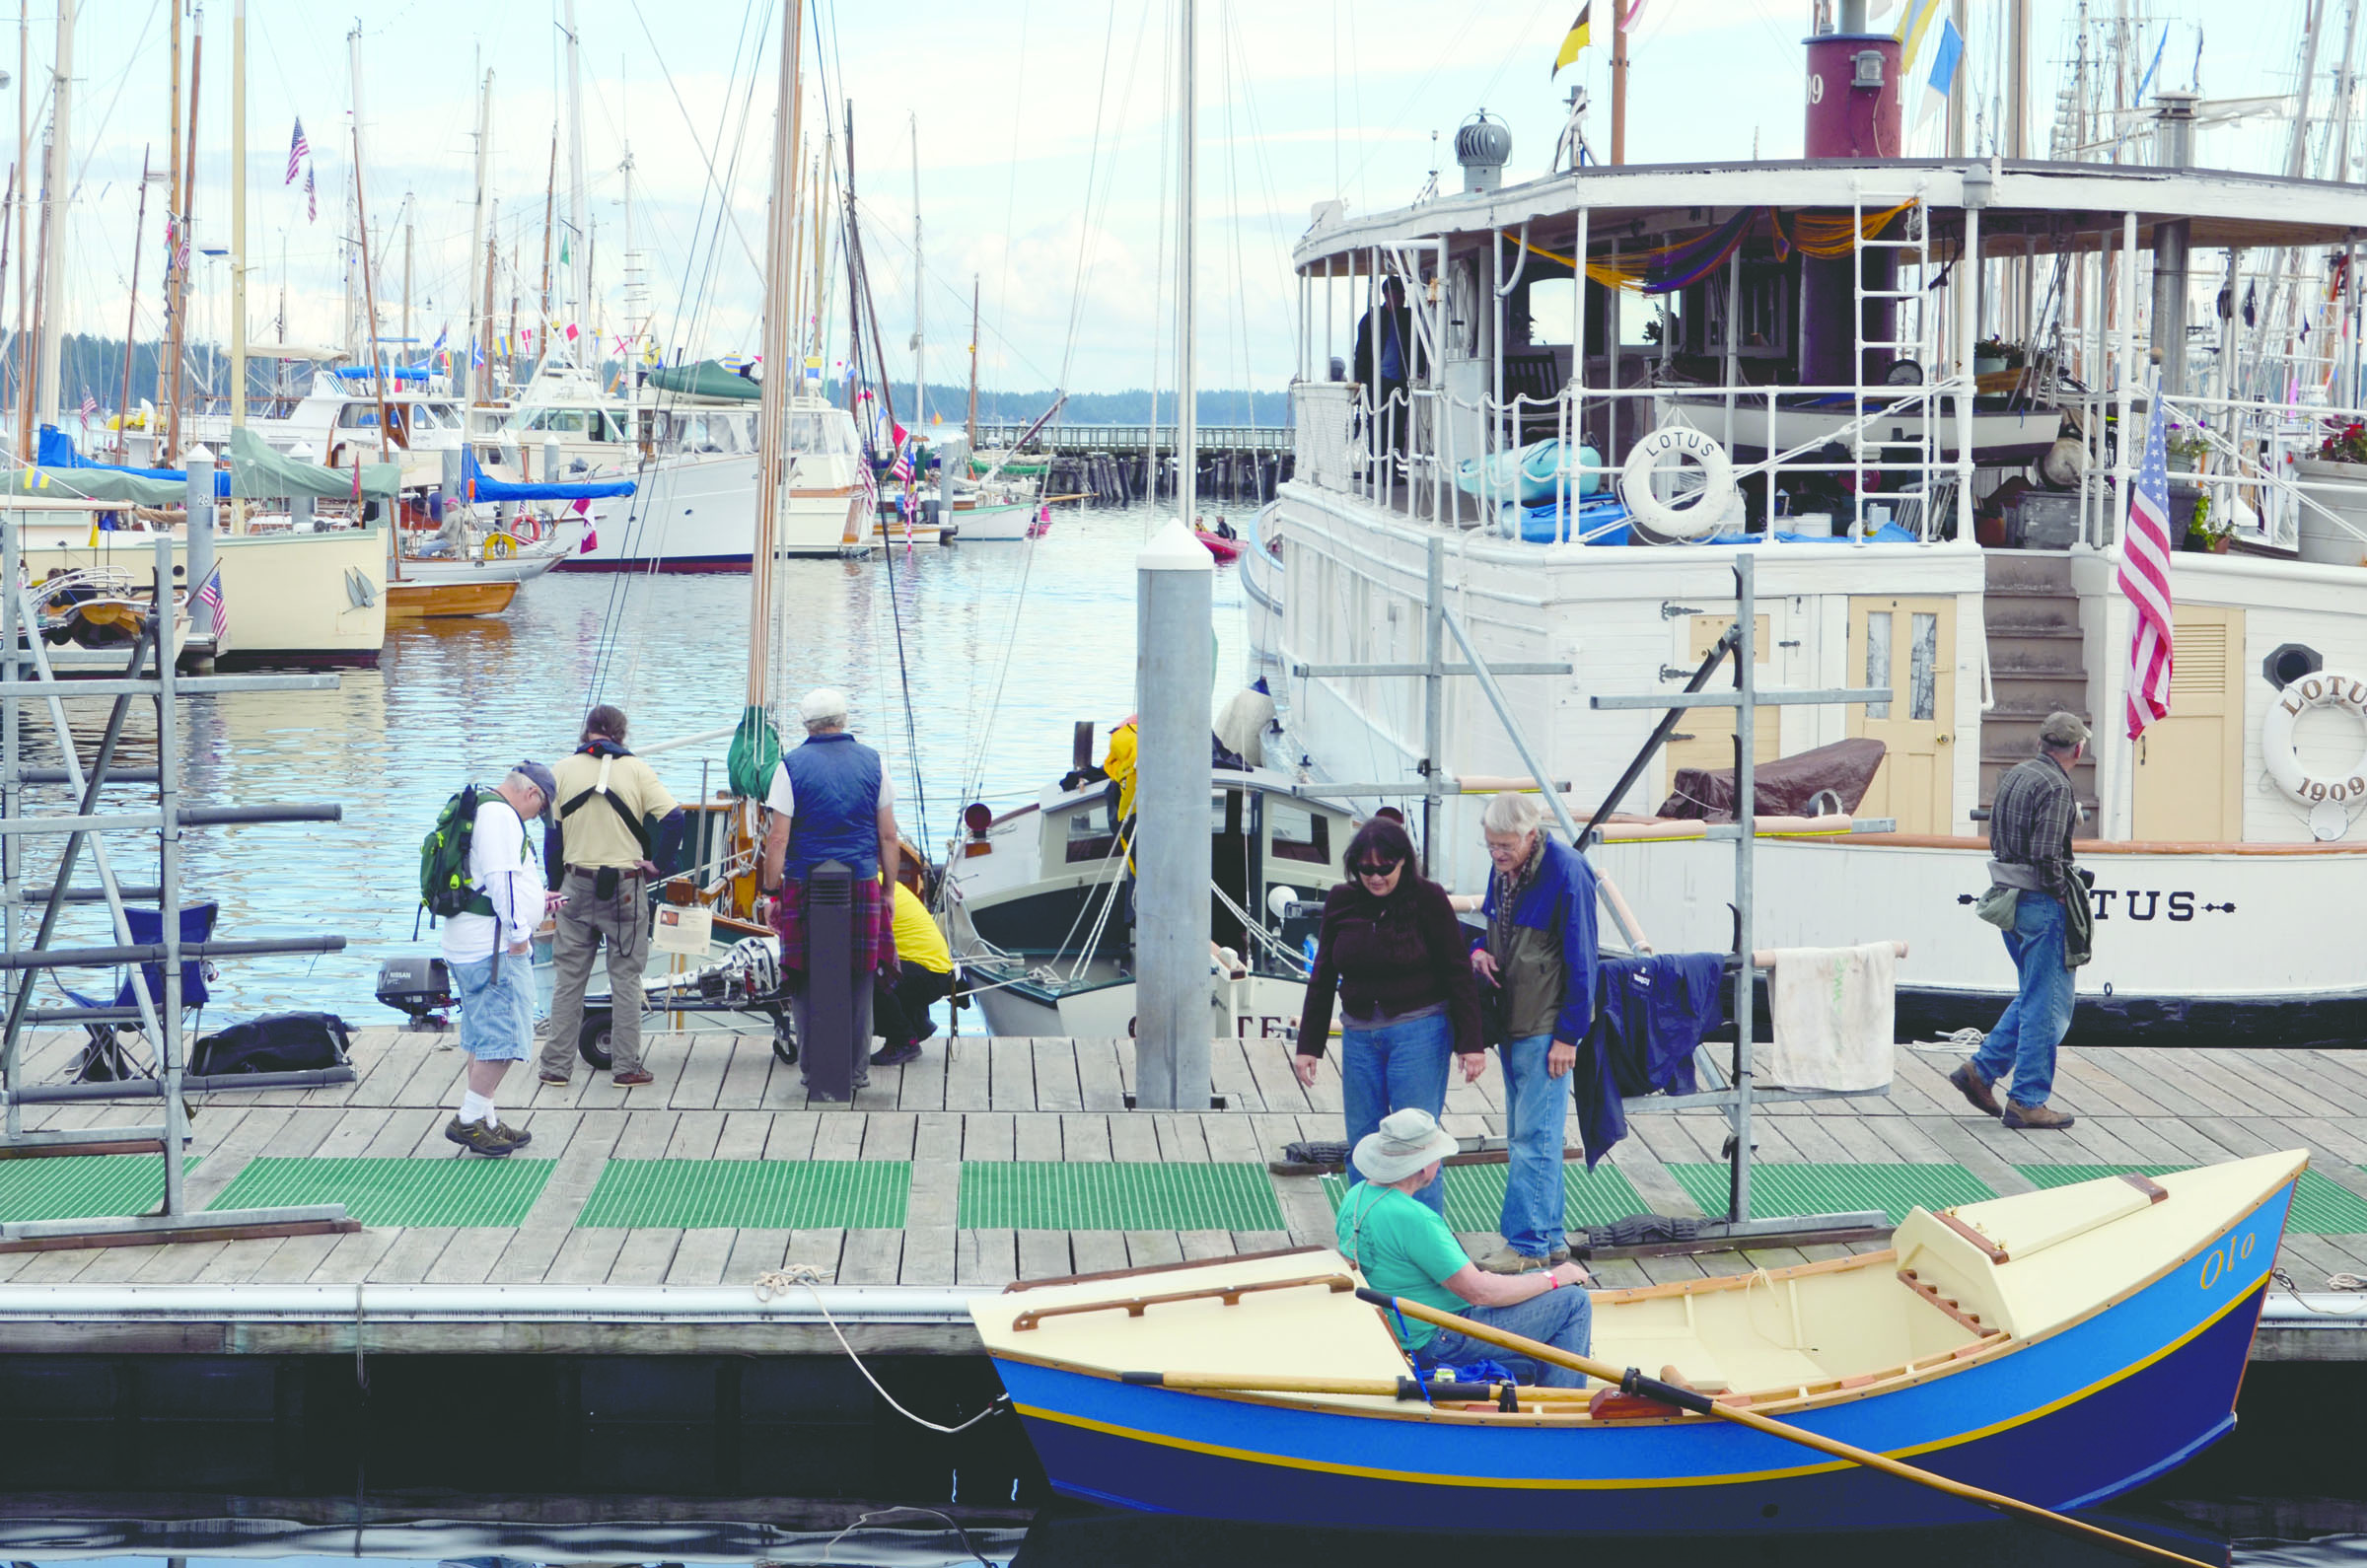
[207,1156,551,1228]
[2017,1165,2367,1236]
[1668,1162,1996,1226]
[959,1162,1284,1231]
[0,1154,176,1223]
[1319,1163,1648,1235]
[576,1160,908,1229]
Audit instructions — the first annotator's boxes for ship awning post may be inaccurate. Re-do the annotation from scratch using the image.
[1134,519,1214,1109]
[184,445,214,639]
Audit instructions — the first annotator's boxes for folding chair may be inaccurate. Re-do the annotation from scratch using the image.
[64,902,219,1083]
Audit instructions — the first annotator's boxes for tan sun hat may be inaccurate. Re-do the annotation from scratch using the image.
[1353,1108,1460,1185]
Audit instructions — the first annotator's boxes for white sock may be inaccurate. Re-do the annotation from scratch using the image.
[459,1091,493,1125]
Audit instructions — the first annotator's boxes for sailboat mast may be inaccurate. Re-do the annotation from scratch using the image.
[230,0,246,443]
[910,114,923,433]
[168,18,203,465]
[564,0,588,347]
[967,273,978,450]
[465,69,491,405]
[35,0,67,434]
[1179,0,1196,529]
[401,200,412,355]
[347,28,391,461]
[748,0,804,710]
[537,128,555,365]
[116,151,149,459]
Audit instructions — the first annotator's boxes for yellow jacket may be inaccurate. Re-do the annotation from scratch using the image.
[1104,720,1138,824]
[891,881,954,974]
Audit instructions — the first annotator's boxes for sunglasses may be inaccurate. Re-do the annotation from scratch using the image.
[1353,859,1401,878]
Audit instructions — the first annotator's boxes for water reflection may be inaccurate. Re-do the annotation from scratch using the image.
[20,504,1242,1019]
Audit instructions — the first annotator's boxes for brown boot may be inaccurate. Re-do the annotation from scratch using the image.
[2002,1101,2075,1131]
[1948,1063,2002,1117]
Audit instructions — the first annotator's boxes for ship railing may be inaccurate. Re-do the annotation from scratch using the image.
[1289,374,1978,547]
[2115,388,2367,561]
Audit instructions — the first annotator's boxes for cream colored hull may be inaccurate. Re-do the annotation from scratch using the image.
[12,525,389,665]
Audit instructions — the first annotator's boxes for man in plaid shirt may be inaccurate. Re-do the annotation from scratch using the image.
[1951,711,2092,1131]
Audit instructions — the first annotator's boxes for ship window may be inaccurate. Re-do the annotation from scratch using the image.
[1909,611,1938,721]
[1267,800,1331,865]
[1063,799,1118,863]
[1863,611,1893,719]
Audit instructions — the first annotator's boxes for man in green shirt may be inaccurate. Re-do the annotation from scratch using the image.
[1334,1108,1595,1387]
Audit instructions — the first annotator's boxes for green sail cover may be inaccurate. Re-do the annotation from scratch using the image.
[229,426,402,500]
[2,464,188,506]
[646,360,762,401]
[728,703,783,800]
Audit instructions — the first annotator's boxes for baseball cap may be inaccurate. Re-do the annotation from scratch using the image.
[515,759,560,823]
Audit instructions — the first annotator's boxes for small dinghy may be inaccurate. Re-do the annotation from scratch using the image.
[971,1152,2302,1536]
[1193,526,1241,561]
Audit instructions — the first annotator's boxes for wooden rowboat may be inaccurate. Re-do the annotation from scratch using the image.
[970,1152,2303,1535]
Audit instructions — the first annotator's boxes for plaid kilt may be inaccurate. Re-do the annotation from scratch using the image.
[769,874,897,977]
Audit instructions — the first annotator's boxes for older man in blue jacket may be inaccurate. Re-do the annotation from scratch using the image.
[1470,792,1599,1273]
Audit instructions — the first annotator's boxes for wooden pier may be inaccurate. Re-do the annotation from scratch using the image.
[3,1028,2366,1359]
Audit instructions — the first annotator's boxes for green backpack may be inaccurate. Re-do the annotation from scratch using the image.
[418,784,500,928]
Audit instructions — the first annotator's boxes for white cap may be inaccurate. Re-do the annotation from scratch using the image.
[799,687,849,727]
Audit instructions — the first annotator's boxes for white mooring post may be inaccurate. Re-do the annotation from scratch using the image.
[1133,518,1214,1109]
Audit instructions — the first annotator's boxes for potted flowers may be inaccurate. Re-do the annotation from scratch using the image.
[2289,419,2367,565]
[2166,428,2212,474]
[1972,337,2022,378]
[2183,490,2231,553]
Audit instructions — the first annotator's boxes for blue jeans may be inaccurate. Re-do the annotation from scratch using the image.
[1972,892,2073,1109]
[451,951,537,1063]
[1497,1032,1574,1257]
[1342,1011,1454,1216]
[1424,1286,1595,1389]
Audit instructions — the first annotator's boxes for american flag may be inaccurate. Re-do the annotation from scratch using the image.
[285,118,310,184]
[889,439,912,485]
[195,565,228,644]
[305,165,317,222]
[78,392,96,426]
[2117,382,2176,739]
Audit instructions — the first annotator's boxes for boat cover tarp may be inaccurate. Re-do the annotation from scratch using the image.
[1656,736,1889,821]
[645,360,761,401]
[228,427,402,501]
[463,447,634,502]
[329,365,428,381]
[34,424,221,495]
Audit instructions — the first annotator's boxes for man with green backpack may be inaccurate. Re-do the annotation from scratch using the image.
[422,762,560,1156]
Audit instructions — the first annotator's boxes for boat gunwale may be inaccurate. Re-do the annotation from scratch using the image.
[984,1162,2299,1432]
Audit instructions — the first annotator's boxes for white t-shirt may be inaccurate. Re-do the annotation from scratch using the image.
[440,796,541,963]
[764,756,896,818]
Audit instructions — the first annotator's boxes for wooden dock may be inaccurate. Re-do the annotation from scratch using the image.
[3,1026,2367,1355]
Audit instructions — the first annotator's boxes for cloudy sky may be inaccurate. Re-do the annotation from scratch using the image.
[20,0,2336,398]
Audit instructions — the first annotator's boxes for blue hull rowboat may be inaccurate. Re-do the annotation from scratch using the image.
[970,1152,2302,1534]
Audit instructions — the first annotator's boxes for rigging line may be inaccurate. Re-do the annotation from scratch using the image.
[628,0,767,276]
[1055,0,1160,393]
[847,196,1064,391]
[1333,0,1491,197]
[1052,1,1124,393]
[991,0,1032,422]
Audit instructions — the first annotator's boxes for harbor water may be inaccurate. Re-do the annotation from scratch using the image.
[26,501,1246,1022]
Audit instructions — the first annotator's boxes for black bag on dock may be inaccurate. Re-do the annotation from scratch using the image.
[190,1012,353,1076]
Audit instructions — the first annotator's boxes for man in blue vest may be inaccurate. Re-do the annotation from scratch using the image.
[760,689,901,1075]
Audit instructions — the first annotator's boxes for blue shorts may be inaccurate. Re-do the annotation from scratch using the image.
[450,951,536,1062]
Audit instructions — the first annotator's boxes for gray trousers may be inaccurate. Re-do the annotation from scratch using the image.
[541,867,649,1077]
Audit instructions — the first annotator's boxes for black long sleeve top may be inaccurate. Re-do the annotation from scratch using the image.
[1294,875,1481,1059]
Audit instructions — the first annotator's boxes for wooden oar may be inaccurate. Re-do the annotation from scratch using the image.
[1121,1370,1591,1403]
[1358,1289,2205,1568]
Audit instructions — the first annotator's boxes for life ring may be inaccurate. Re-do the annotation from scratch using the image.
[483,532,518,558]
[1620,426,1735,542]
[509,513,543,544]
[2262,671,2367,807]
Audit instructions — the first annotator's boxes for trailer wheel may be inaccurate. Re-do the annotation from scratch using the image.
[578,1010,615,1071]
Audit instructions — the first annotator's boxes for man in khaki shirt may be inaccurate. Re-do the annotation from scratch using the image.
[538,705,684,1087]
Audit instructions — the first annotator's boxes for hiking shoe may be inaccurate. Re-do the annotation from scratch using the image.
[2002,1101,2075,1131]
[444,1115,517,1158]
[1474,1245,1549,1275]
[538,1072,570,1087]
[612,1069,654,1087]
[1948,1063,2003,1118]
[869,1041,923,1067]
[485,1120,532,1149]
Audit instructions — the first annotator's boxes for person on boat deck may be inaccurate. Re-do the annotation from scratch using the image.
[872,866,956,1069]
[540,705,686,1091]
[1951,710,2092,1133]
[1470,792,1600,1273]
[1353,276,1412,464]
[1293,817,1484,1217]
[1338,1108,1593,1385]
[761,689,901,1020]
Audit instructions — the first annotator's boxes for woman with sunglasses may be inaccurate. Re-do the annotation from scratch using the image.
[1292,817,1484,1216]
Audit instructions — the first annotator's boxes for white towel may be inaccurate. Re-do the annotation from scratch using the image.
[1765,943,1897,1093]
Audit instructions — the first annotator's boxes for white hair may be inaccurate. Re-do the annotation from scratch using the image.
[1481,791,1543,836]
